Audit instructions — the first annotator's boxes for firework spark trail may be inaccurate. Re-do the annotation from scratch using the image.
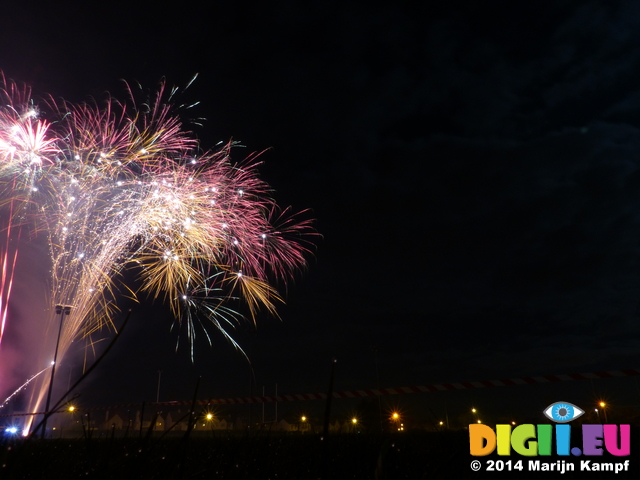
[0,366,49,410]
[0,209,19,347]
[0,76,314,431]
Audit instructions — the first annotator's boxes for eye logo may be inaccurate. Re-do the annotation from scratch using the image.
[543,401,584,423]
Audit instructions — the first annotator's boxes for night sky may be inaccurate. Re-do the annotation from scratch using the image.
[2,1,640,425]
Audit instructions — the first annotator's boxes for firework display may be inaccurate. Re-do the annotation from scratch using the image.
[0,74,313,422]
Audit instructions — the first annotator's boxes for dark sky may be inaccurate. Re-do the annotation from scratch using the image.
[2,0,640,425]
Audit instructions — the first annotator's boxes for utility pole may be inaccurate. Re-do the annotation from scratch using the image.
[42,305,71,438]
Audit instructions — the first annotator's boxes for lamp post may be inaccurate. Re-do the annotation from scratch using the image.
[371,346,383,433]
[42,305,71,438]
[156,370,162,404]
[472,408,481,424]
[599,402,608,423]
[206,412,214,434]
[391,411,400,431]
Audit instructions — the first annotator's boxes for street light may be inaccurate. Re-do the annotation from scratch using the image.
[300,415,307,433]
[390,411,401,431]
[42,305,71,438]
[598,402,608,423]
[471,407,480,424]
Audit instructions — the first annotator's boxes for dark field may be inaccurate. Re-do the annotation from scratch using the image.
[1,430,637,479]
[0,430,462,479]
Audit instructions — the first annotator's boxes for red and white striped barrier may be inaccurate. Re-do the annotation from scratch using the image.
[3,368,639,416]
[175,368,640,406]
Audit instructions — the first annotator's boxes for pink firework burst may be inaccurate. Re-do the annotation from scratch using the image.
[0,74,316,430]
